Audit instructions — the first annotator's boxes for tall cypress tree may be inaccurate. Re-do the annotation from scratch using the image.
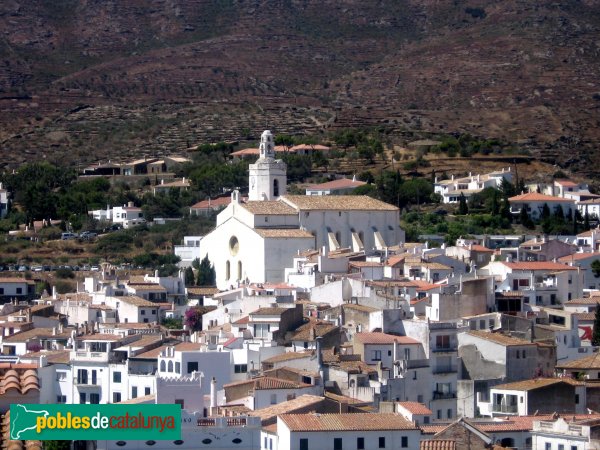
[592,305,600,347]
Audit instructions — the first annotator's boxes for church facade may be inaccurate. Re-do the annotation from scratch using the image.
[199,130,405,290]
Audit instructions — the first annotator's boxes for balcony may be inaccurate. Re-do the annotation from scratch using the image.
[492,404,518,414]
[432,365,457,374]
[431,346,457,353]
[75,379,100,388]
[433,391,457,400]
[71,351,123,363]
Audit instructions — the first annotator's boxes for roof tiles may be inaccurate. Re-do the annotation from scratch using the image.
[280,413,417,431]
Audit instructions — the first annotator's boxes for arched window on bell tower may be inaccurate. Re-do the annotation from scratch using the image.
[226,261,231,280]
[273,179,279,197]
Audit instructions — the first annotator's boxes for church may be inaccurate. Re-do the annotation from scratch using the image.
[199,130,405,290]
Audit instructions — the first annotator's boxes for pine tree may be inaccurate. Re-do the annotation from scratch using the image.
[592,305,600,346]
[541,203,551,220]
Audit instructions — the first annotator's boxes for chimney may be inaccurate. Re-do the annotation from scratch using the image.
[316,336,323,372]
[128,201,134,208]
[393,339,398,377]
[52,286,58,300]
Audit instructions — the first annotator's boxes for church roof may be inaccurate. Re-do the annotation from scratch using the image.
[282,195,398,211]
[242,201,297,215]
[254,229,314,238]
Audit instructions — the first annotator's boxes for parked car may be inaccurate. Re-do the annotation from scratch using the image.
[79,231,98,241]
[31,265,43,272]
[90,265,100,271]
[61,232,78,240]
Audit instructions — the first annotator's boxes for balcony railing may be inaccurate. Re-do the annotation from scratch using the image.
[431,347,457,353]
[432,365,457,374]
[492,404,518,413]
[433,391,457,400]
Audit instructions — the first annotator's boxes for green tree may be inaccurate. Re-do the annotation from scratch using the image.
[592,260,600,278]
[592,305,600,346]
[458,193,469,215]
[541,203,551,220]
[184,267,195,286]
[196,255,216,286]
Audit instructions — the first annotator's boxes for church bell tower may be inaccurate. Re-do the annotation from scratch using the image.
[248,130,287,201]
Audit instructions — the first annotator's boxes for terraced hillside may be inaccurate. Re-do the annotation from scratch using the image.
[0,1,599,175]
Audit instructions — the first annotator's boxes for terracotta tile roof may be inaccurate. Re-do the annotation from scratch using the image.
[254,228,314,238]
[187,287,219,296]
[3,328,71,343]
[174,342,201,352]
[558,252,600,262]
[279,413,417,431]
[191,196,233,210]
[565,297,600,305]
[397,401,433,415]
[291,321,338,342]
[247,395,324,424]
[0,368,39,395]
[420,440,456,450]
[251,307,291,316]
[493,377,583,391]
[509,192,575,203]
[290,144,330,152]
[232,316,250,325]
[557,353,600,370]
[20,350,71,365]
[1,410,43,450]
[263,351,312,364]
[241,201,297,215]
[466,330,535,347]
[282,195,398,211]
[343,304,378,313]
[354,332,421,345]
[386,254,409,267]
[120,295,158,307]
[323,392,368,405]
[575,312,596,321]
[225,376,310,390]
[127,283,167,291]
[349,261,384,268]
[306,178,366,191]
[555,179,578,187]
[469,244,494,253]
[502,261,578,271]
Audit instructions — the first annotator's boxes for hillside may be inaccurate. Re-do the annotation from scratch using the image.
[0,0,599,176]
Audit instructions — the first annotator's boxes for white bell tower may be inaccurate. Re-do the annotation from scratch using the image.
[248,130,287,201]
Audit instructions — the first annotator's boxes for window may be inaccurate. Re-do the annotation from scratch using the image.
[0,288,3,295]
[132,387,138,398]
[413,371,417,380]
[16,287,22,294]
[77,369,88,385]
[90,393,100,404]
[273,179,279,197]
[436,335,451,349]
[357,437,365,450]
[226,260,231,280]
[56,371,67,381]
[168,361,173,372]
[79,393,86,404]
[437,410,442,419]
[558,445,564,450]
[234,364,248,373]
[238,261,242,280]
[270,394,277,405]
[334,438,342,450]
[254,323,271,339]
[545,443,551,450]
[388,350,392,356]
[447,408,452,419]
[372,350,382,361]
[160,361,166,372]
[401,436,408,448]
[299,438,308,450]
[151,310,156,314]
[113,392,121,403]
[378,437,385,448]
[91,370,97,385]
[113,372,121,383]
[56,395,66,403]
[187,362,198,373]
[575,394,580,404]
